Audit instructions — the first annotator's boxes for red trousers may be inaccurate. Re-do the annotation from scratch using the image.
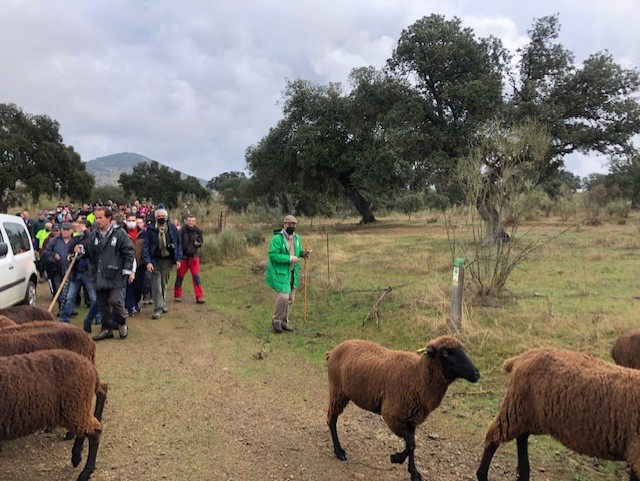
[173,257,203,300]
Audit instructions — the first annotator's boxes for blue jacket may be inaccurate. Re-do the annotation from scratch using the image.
[142,222,182,266]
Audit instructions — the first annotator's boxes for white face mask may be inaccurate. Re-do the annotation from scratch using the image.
[126,221,136,229]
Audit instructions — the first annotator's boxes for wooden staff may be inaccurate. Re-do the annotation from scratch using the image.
[303,241,308,322]
[48,253,78,313]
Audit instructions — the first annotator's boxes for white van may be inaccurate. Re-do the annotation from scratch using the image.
[0,213,38,307]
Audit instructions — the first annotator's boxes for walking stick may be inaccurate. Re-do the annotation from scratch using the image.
[303,242,308,322]
[48,252,79,313]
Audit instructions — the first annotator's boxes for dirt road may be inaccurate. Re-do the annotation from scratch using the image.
[0,300,551,481]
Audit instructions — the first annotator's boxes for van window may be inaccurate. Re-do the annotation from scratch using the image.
[4,222,32,255]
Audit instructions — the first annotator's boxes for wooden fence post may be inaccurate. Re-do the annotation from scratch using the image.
[449,257,465,334]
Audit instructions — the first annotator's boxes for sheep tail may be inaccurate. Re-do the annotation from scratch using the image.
[503,356,518,373]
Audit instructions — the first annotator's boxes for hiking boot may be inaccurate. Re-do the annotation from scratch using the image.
[152,311,161,320]
[162,306,169,313]
[174,297,182,302]
[93,329,114,341]
[272,321,283,333]
[83,320,92,334]
[281,324,294,332]
[134,304,141,313]
[196,298,206,304]
[118,324,128,339]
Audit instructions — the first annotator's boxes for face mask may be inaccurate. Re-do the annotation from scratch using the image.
[157,218,167,225]
[126,221,136,229]
[285,226,295,235]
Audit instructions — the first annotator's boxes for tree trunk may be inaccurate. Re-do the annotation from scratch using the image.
[340,179,376,224]
[476,195,508,244]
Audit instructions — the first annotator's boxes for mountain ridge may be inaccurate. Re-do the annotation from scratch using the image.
[85,152,208,187]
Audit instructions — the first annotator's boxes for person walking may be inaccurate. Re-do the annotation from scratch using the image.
[75,207,134,341]
[124,213,145,317]
[61,222,99,331]
[265,215,310,333]
[142,207,182,320]
[44,221,75,314]
[173,214,205,304]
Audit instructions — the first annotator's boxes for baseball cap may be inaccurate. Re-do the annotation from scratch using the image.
[283,215,298,224]
[61,222,73,230]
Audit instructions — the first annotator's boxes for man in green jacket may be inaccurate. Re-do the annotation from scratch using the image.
[265,215,310,333]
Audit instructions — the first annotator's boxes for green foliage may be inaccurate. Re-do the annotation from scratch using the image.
[206,171,246,191]
[218,177,251,212]
[0,103,94,213]
[395,193,424,219]
[118,161,210,209]
[91,185,128,205]
[199,230,247,265]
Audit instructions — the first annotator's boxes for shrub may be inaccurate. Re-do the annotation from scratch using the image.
[199,229,247,265]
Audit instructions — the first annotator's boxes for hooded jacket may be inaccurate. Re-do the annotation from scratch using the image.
[265,229,305,293]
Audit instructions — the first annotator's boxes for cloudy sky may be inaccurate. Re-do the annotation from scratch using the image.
[2,0,638,181]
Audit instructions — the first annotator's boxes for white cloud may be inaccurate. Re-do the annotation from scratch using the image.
[0,0,636,181]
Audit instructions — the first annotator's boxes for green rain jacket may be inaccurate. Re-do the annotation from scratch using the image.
[265,229,305,293]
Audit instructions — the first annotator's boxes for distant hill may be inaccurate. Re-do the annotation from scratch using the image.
[85,152,208,187]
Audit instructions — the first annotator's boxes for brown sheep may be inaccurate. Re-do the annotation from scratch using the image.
[611,328,640,369]
[0,321,96,363]
[326,335,480,481]
[476,348,640,481]
[0,314,17,328]
[0,305,55,323]
[0,349,107,481]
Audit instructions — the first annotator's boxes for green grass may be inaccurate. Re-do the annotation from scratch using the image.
[196,211,640,481]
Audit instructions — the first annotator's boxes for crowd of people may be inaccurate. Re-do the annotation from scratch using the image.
[19,201,206,342]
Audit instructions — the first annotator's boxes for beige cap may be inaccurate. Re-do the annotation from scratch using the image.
[283,215,298,224]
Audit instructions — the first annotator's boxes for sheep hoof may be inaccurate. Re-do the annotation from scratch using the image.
[334,448,347,461]
[390,452,408,464]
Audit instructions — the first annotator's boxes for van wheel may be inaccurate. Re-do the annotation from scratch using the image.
[21,280,37,306]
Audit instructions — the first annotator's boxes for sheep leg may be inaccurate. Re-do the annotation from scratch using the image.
[476,441,499,481]
[631,471,639,481]
[94,383,108,422]
[76,431,100,481]
[327,392,349,460]
[328,413,347,460]
[515,433,530,481]
[71,436,85,467]
[401,428,422,481]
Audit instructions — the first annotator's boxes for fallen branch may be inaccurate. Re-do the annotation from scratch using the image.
[362,286,392,326]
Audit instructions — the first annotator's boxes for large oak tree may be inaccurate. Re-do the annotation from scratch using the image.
[0,103,94,213]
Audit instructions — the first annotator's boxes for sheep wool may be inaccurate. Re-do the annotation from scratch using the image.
[0,315,17,328]
[0,349,106,481]
[327,335,480,481]
[0,305,55,323]
[477,347,640,481]
[611,328,640,369]
[0,321,96,363]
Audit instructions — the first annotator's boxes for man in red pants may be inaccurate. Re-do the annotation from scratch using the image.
[173,214,205,303]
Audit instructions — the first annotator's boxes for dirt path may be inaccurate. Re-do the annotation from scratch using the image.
[0,301,541,481]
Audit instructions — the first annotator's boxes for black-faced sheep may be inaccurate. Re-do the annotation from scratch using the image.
[611,328,640,369]
[476,347,640,481]
[0,349,107,481]
[0,321,96,363]
[326,335,480,481]
[0,305,55,323]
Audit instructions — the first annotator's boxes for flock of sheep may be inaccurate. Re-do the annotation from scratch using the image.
[2,304,640,481]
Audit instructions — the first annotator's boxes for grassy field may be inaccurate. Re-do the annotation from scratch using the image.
[198,210,640,481]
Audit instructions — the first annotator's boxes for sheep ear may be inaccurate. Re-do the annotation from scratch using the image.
[426,346,437,358]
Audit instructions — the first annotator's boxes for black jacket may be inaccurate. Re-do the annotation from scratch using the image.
[81,225,134,290]
[181,225,203,258]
